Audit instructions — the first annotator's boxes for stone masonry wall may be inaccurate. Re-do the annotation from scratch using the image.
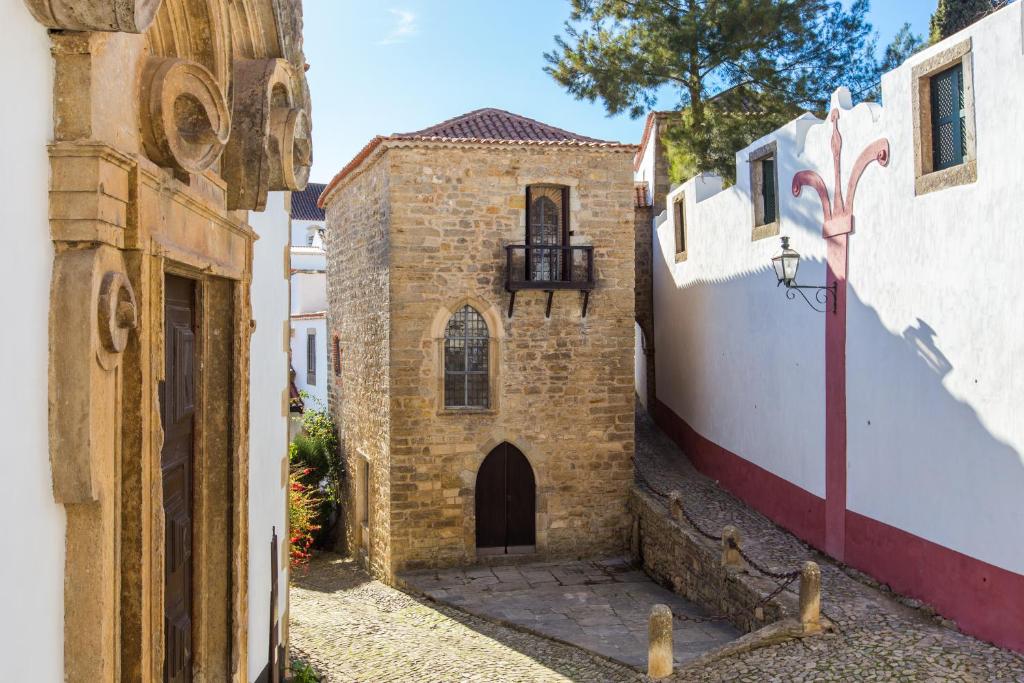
[634,205,655,408]
[324,156,392,579]
[632,489,796,634]
[384,143,637,576]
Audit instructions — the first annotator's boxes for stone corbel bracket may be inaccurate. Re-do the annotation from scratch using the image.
[49,247,138,504]
[224,58,312,211]
[23,0,162,32]
[141,57,231,178]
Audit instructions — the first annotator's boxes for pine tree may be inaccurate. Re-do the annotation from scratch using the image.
[929,0,1008,43]
[545,0,880,181]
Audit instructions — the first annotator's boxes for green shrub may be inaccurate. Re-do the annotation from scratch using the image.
[289,658,320,683]
[289,395,341,548]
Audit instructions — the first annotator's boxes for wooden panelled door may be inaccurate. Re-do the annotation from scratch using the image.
[161,275,196,683]
[475,443,536,551]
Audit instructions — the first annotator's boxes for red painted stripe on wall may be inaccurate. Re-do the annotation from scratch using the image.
[651,398,1024,653]
[652,399,826,550]
[846,510,1024,653]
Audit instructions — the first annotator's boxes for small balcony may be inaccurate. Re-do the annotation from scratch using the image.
[504,244,594,317]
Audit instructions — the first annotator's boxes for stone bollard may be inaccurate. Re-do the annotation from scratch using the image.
[799,561,821,629]
[668,490,683,523]
[647,604,674,679]
[720,525,744,568]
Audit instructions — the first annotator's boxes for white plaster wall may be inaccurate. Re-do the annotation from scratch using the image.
[291,267,327,313]
[654,132,827,498]
[846,4,1024,575]
[291,217,324,247]
[635,120,657,206]
[290,317,329,410]
[651,2,1024,575]
[247,191,291,680]
[634,322,648,409]
[0,5,64,681]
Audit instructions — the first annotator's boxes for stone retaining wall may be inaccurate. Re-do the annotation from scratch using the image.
[631,488,798,634]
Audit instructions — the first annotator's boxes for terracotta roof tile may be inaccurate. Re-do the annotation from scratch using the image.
[318,109,635,207]
[291,182,326,221]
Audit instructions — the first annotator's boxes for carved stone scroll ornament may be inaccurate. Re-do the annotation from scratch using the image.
[49,248,138,504]
[224,58,312,211]
[23,0,162,32]
[140,57,231,177]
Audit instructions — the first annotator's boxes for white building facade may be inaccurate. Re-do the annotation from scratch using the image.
[639,4,1024,652]
[0,1,310,679]
[289,182,329,411]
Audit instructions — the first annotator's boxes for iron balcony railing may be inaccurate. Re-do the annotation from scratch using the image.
[504,244,595,292]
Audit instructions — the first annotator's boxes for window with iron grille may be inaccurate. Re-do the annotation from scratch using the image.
[306,331,316,386]
[930,63,966,171]
[444,305,489,409]
[760,156,777,225]
[526,185,569,282]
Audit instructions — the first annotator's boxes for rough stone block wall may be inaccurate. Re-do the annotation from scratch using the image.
[632,489,795,634]
[634,205,655,408]
[324,157,392,579]
[384,144,637,575]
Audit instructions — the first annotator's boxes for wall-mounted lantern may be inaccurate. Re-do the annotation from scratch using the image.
[771,236,837,314]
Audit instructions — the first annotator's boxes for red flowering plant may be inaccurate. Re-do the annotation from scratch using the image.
[288,465,322,568]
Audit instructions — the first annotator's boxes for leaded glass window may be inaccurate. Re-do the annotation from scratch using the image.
[527,185,567,282]
[931,63,966,171]
[444,305,489,409]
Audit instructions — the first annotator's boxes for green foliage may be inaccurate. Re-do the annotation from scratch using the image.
[546,0,881,181]
[288,658,320,683]
[930,0,1008,44]
[288,466,322,566]
[289,395,341,548]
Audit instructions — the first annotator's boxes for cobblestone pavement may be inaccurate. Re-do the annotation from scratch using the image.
[401,557,738,669]
[635,410,1024,682]
[289,554,644,682]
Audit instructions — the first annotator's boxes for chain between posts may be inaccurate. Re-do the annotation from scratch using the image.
[635,470,804,623]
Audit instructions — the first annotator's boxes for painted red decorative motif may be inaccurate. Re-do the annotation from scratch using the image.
[792,109,890,238]
[791,107,890,561]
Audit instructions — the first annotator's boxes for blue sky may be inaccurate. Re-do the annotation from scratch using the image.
[304,1,936,183]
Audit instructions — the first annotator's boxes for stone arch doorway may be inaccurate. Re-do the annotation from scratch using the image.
[475,443,536,553]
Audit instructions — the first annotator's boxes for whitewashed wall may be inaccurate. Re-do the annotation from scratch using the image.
[845,5,1024,575]
[650,0,1024,592]
[656,139,827,499]
[291,261,327,313]
[247,191,291,680]
[291,316,328,410]
[0,3,64,680]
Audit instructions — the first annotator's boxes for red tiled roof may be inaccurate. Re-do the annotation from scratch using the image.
[396,108,611,144]
[318,109,635,208]
[291,182,326,221]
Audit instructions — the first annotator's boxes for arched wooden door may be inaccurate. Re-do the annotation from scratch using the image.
[475,443,536,552]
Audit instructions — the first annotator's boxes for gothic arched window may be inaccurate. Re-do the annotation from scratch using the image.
[526,185,568,282]
[444,305,489,409]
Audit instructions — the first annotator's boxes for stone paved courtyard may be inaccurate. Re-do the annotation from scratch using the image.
[634,410,1024,682]
[289,412,1024,682]
[289,554,642,682]
[401,557,739,669]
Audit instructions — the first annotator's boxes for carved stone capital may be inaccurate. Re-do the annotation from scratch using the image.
[49,247,136,504]
[224,58,312,211]
[23,0,161,32]
[140,57,230,177]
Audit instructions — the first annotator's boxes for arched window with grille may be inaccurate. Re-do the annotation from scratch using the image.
[526,185,568,282]
[444,305,489,409]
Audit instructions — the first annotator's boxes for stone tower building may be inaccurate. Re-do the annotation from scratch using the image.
[319,109,638,580]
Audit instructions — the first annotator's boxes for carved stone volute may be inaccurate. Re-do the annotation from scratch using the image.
[224,58,312,211]
[140,57,231,177]
[23,0,162,32]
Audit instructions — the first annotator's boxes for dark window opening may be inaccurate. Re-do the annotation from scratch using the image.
[444,305,489,409]
[526,185,569,282]
[931,63,966,171]
[333,335,341,377]
[760,157,777,225]
[306,331,316,386]
[674,198,686,255]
